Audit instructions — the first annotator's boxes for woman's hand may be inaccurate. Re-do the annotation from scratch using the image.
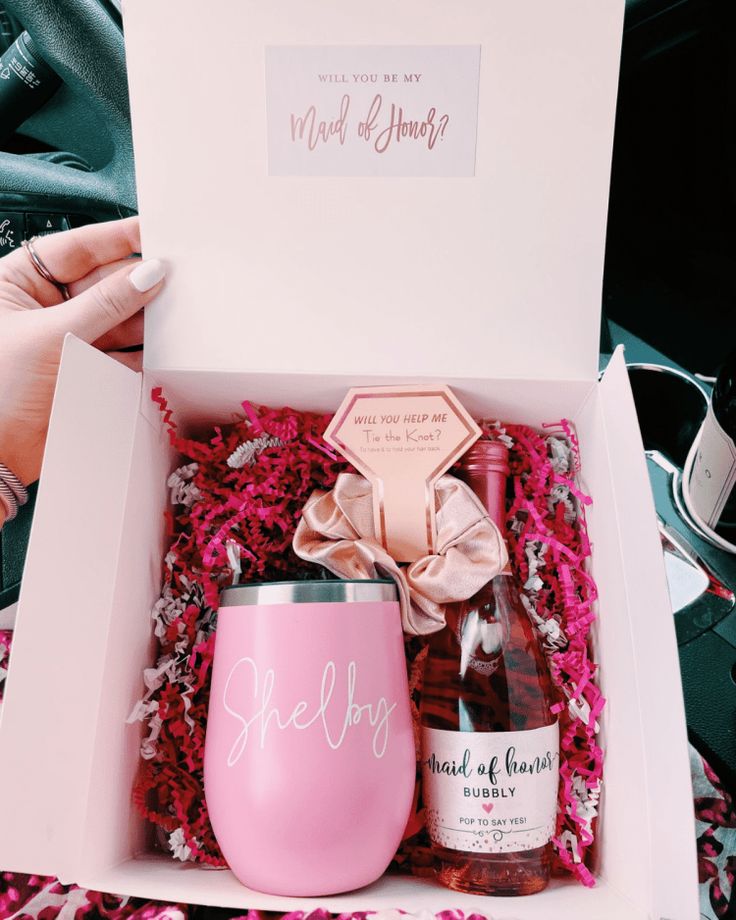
[0,216,165,497]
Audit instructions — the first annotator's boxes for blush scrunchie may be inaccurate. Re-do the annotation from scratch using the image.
[293,471,507,635]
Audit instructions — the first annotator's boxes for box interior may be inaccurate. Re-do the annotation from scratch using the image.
[0,338,697,918]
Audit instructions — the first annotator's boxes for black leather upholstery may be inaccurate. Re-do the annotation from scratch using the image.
[0,484,36,610]
[0,0,135,214]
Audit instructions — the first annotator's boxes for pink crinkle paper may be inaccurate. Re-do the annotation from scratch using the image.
[128,394,604,888]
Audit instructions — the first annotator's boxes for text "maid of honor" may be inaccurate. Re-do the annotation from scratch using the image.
[290,93,450,155]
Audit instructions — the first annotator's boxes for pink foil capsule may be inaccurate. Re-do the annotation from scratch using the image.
[204,579,416,896]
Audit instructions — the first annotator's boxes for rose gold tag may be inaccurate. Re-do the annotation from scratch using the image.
[325,385,480,562]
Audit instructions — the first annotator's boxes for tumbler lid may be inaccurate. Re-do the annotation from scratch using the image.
[220,579,397,607]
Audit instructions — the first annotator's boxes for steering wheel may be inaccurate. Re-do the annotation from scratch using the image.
[0,0,135,242]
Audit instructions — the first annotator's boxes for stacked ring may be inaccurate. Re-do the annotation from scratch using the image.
[21,236,71,301]
[0,463,29,523]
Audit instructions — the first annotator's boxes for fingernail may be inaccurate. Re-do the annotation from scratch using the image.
[129,259,166,293]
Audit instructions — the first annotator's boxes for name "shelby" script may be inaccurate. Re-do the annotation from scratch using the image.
[223,658,396,766]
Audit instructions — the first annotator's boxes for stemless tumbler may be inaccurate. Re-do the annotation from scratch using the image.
[204,579,416,896]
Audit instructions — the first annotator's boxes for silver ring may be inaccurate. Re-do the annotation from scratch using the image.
[0,462,28,505]
[0,480,18,522]
[22,236,71,301]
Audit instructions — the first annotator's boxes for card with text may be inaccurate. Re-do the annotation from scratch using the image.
[325,385,481,562]
[266,45,481,177]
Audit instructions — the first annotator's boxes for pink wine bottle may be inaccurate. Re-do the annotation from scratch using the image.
[420,441,559,896]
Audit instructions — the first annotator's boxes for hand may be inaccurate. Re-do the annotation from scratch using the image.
[0,216,166,499]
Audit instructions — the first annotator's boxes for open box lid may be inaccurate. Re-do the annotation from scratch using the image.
[122,0,624,383]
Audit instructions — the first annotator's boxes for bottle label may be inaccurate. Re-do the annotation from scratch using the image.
[421,722,559,854]
[689,403,736,528]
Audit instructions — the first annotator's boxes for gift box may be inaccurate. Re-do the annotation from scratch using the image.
[0,1,699,918]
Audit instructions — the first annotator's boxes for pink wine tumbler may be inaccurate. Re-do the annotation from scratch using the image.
[204,579,416,896]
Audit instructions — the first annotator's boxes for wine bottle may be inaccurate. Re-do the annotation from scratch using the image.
[689,351,736,536]
[420,440,559,896]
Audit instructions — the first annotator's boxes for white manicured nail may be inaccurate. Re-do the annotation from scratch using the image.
[129,259,166,293]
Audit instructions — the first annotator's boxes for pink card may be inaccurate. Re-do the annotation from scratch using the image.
[265,45,481,177]
[325,385,480,561]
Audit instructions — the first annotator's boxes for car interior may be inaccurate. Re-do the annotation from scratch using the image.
[0,0,133,250]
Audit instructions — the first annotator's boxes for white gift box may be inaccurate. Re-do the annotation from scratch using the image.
[0,1,699,918]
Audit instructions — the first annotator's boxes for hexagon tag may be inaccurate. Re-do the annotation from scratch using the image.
[324,385,481,562]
